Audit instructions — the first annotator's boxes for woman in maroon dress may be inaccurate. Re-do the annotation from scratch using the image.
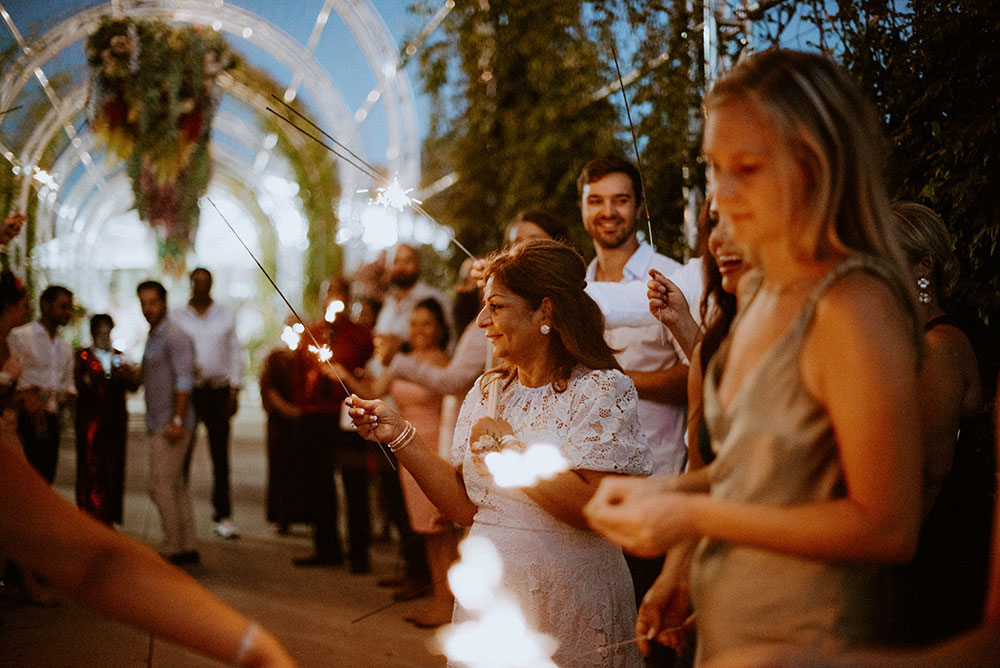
[74,314,139,525]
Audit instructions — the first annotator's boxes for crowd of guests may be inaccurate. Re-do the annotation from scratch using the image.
[0,48,997,668]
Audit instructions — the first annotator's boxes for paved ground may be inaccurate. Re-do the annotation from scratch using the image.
[0,391,445,667]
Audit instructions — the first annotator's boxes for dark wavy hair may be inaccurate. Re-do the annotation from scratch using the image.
[481,239,620,392]
[413,297,450,351]
[504,209,569,244]
[697,199,738,374]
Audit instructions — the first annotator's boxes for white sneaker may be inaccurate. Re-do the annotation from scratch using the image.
[214,518,240,540]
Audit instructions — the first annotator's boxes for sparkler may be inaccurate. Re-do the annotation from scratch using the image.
[204,196,393,468]
[265,99,477,261]
[0,104,22,116]
[610,40,666,343]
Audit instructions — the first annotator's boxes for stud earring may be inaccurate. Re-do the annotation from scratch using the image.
[916,277,931,305]
[540,324,551,335]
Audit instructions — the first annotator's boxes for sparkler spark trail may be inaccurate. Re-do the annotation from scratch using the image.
[204,196,394,468]
[265,105,476,261]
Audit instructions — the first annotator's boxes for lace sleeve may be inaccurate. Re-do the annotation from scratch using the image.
[565,370,652,475]
[450,379,486,467]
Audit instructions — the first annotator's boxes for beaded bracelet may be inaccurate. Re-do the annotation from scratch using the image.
[388,421,415,453]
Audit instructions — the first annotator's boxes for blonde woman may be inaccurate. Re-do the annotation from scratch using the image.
[586,49,923,664]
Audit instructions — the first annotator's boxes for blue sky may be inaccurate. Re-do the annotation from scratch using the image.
[1,0,434,162]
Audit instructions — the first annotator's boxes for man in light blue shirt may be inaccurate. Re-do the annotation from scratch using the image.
[138,280,198,566]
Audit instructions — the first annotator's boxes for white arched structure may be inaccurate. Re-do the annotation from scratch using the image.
[0,0,423,288]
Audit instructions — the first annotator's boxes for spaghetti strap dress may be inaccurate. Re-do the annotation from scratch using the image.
[692,256,907,665]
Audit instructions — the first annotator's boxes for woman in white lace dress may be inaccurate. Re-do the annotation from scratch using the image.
[349,239,651,667]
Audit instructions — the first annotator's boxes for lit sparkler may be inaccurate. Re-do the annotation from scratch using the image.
[436,536,558,668]
[205,196,393,468]
[307,343,333,362]
[265,98,476,260]
[358,177,423,212]
[484,443,569,488]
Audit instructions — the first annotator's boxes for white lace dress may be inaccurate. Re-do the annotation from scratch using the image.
[450,366,651,668]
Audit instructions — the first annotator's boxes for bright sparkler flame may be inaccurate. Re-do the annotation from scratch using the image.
[308,344,333,362]
[280,325,301,350]
[358,177,422,212]
[438,536,558,668]
[484,444,570,488]
[324,299,345,323]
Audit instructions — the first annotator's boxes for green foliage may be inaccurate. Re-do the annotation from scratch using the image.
[414,0,626,260]
[799,0,1000,388]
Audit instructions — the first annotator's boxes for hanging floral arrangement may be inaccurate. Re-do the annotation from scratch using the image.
[85,16,237,270]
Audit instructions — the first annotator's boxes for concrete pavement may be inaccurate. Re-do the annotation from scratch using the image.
[0,391,445,667]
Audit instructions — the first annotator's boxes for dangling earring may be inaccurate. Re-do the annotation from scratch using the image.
[916,277,931,305]
[539,324,551,335]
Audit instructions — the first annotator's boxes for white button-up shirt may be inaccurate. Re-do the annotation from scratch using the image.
[172,301,245,388]
[8,321,75,411]
[586,242,690,475]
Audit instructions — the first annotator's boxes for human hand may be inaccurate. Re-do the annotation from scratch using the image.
[167,423,185,443]
[469,416,514,453]
[374,334,403,365]
[470,259,488,290]
[584,476,696,557]
[0,212,25,245]
[647,269,693,327]
[346,395,407,443]
[636,545,697,655]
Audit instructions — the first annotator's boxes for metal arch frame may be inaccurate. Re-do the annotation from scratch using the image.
[328,0,420,185]
[38,108,290,267]
[1,0,421,228]
[2,1,355,210]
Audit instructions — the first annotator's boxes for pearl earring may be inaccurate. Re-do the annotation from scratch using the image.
[540,324,551,335]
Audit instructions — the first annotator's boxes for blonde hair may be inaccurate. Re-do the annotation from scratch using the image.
[706,48,919,334]
[891,201,959,301]
[706,51,899,265]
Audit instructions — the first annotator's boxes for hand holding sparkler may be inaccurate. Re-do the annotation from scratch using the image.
[635,540,698,655]
[584,475,698,558]
[373,334,403,365]
[346,395,410,446]
[0,212,25,245]
[647,268,701,360]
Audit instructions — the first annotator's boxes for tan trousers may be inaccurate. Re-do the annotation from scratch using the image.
[149,426,196,555]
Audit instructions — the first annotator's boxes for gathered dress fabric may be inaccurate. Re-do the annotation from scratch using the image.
[390,377,450,534]
[450,366,651,668]
[693,257,902,665]
[73,347,133,525]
